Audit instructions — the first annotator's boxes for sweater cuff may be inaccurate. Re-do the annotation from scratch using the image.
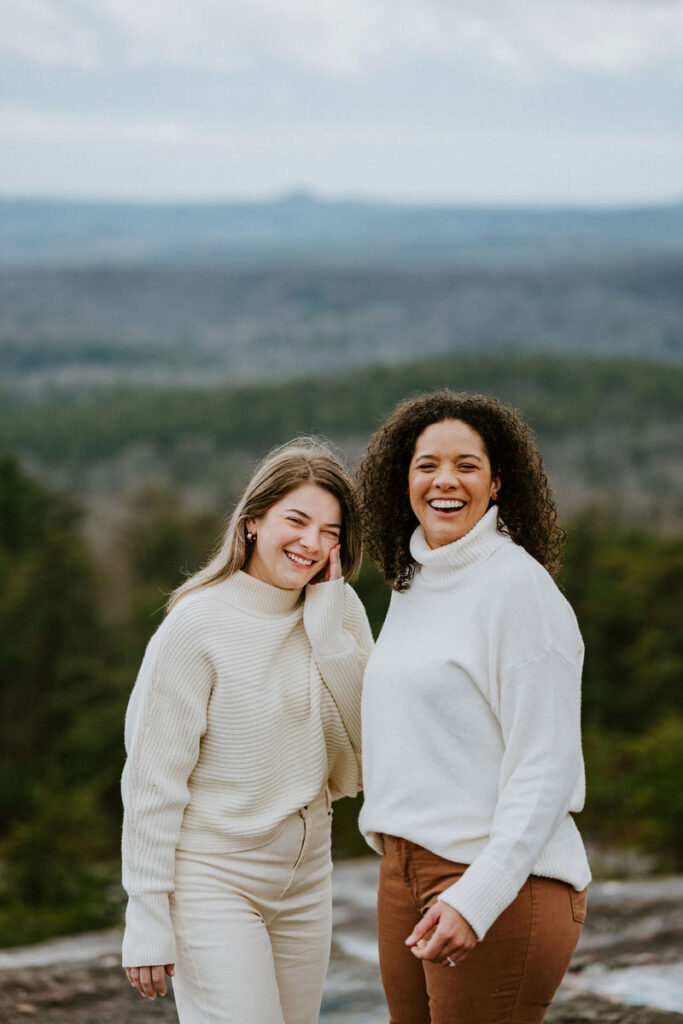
[122,892,177,968]
[437,855,519,941]
[303,578,349,657]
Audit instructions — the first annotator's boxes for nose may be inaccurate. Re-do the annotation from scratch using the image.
[434,468,459,490]
[299,524,321,553]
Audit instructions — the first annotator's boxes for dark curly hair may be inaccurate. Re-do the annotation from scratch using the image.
[357,390,564,590]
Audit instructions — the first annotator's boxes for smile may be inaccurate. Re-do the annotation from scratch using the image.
[285,551,314,567]
[428,499,466,511]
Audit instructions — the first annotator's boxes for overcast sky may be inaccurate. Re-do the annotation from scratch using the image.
[2,0,682,205]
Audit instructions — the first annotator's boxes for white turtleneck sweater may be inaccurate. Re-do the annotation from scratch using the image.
[359,506,591,941]
[121,571,373,968]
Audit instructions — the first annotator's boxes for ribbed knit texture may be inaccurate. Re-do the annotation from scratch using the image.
[359,506,591,941]
[121,571,373,967]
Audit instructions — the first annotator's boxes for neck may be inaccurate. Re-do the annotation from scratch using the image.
[213,570,303,616]
[409,506,508,583]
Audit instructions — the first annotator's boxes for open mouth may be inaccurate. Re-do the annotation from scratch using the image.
[285,550,315,568]
[428,499,466,514]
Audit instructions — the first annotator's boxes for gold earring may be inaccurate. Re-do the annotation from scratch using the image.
[491,492,498,502]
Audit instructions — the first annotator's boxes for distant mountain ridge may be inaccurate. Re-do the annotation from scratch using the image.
[2,193,683,268]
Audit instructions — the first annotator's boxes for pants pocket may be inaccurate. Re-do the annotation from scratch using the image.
[568,885,587,924]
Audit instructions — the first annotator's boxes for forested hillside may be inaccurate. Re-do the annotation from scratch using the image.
[2,197,682,398]
[1,352,680,527]
[2,258,682,397]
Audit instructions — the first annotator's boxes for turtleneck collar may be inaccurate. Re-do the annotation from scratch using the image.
[409,505,509,585]
[211,569,303,617]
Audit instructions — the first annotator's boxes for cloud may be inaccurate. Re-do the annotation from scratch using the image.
[3,0,683,77]
[0,104,416,147]
[2,0,99,68]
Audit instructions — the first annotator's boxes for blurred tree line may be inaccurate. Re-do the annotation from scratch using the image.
[1,353,681,467]
[1,455,681,946]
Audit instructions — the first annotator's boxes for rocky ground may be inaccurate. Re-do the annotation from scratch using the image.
[1,863,681,1023]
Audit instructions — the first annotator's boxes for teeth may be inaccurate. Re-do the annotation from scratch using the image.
[429,500,465,510]
[286,551,314,567]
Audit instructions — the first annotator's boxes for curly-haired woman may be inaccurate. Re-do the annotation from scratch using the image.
[358,392,590,1024]
[121,439,373,1024]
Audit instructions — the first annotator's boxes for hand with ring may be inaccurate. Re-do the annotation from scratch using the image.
[405,902,477,967]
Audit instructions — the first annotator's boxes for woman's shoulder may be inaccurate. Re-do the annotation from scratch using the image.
[154,581,238,645]
[493,538,559,592]
[491,541,581,641]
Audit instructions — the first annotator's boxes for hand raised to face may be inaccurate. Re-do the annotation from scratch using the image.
[309,543,342,584]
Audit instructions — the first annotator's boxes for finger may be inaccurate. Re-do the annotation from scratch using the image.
[447,946,473,966]
[165,964,175,977]
[128,967,145,998]
[412,928,450,962]
[151,965,167,997]
[329,545,342,580]
[406,906,439,946]
[140,967,157,999]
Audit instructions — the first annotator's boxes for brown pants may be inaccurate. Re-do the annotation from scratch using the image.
[377,836,586,1024]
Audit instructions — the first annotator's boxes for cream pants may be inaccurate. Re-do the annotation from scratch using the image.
[169,791,333,1024]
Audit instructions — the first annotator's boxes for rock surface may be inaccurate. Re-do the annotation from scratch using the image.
[0,863,681,1023]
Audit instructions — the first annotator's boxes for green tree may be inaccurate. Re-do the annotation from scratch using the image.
[0,456,122,943]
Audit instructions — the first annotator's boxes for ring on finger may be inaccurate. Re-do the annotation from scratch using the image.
[446,955,456,967]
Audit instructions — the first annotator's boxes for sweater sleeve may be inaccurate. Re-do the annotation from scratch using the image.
[438,643,585,940]
[303,579,374,756]
[121,603,214,967]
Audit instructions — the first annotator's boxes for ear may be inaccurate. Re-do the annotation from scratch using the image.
[245,515,257,534]
[491,474,501,500]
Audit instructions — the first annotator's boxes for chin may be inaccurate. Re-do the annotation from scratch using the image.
[427,526,465,548]
[283,569,314,589]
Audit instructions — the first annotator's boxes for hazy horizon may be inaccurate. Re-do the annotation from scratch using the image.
[2,190,683,210]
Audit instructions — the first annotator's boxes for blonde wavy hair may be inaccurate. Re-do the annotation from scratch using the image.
[168,437,362,610]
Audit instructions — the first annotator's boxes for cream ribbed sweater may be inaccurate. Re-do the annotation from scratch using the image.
[121,571,373,967]
[359,507,591,940]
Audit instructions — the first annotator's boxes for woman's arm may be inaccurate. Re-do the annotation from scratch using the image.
[438,645,584,936]
[411,642,585,964]
[304,555,374,756]
[121,602,214,969]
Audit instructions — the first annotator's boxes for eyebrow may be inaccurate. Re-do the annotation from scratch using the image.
[284,508,342,529]
[414,452,482,461]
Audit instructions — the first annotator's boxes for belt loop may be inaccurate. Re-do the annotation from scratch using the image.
[325,785,332,812]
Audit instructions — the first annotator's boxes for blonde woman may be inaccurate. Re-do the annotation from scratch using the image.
[121,439,373,1024]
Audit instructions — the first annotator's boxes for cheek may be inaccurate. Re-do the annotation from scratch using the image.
[321,536,337,558]
[408,483,427,521]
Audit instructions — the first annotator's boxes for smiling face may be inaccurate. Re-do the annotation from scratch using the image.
[408,419,500,549]
[244,482,342,589]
